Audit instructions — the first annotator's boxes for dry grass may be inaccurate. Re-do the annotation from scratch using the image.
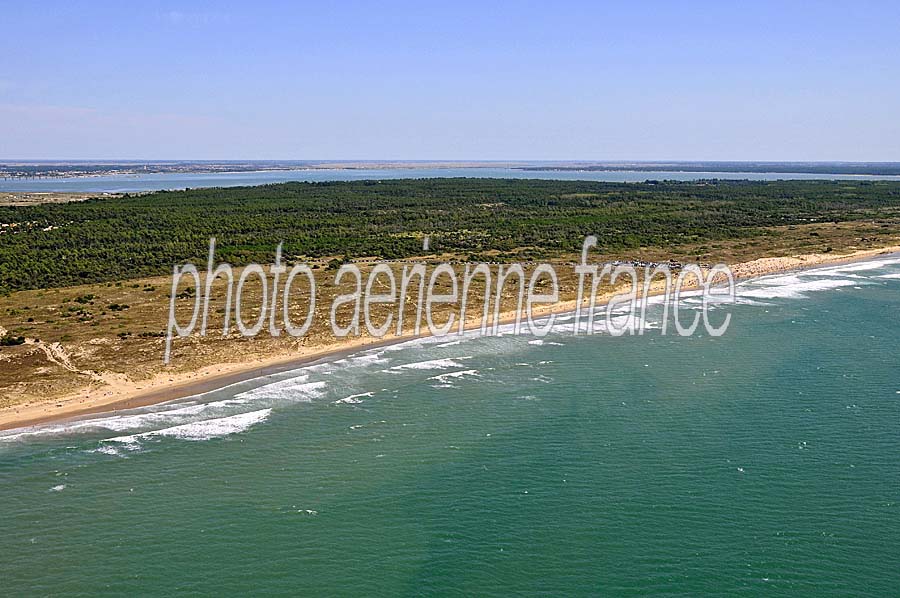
[0,192,127,206]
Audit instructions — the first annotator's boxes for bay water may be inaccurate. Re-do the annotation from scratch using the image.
[4,167,900,193]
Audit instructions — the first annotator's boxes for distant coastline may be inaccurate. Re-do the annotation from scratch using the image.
[4,160,900,181]
[4,161,900,195]
[518,161,900,176]
[0,160,528,180]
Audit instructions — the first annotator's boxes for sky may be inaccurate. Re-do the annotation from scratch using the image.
[2,1,899,161]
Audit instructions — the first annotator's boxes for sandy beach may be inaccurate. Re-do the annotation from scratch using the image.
[2,245,897,432]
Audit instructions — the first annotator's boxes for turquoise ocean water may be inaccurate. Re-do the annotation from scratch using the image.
[2,257,900,595]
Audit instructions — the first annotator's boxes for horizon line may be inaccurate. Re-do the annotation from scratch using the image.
[3,159,900,164]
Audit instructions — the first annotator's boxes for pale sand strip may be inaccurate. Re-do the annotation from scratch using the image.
[2,245,898,432]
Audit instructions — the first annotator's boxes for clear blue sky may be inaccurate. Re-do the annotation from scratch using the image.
[2,1,899,161]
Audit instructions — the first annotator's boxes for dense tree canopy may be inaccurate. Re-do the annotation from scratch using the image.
[1,178,899,292]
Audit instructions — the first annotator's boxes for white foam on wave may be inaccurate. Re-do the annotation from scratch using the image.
[737,277,860,299]
[333,392,374,404]
[0,394,259,443]
[104,408,272,446]
[331,352,390,368]
[527,339,565,346]
[233,376,327,403]
[16,373,321,443]
[380,329,480,352]
[92,445,123,456]
[810,271,866,279]
[436,339,463,347]
[428,369,480,383]
[810,257,900,276]
[728,256,900,300]
[751,273,803,286]
[386,357,471,372]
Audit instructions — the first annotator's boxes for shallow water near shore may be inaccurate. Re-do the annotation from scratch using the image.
[2,258,900,595]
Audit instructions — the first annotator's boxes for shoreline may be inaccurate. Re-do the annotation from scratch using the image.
[2,245,898,432]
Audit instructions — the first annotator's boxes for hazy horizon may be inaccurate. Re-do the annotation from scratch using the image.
[4,159,900,165]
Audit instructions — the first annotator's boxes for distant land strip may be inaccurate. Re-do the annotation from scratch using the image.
[3,160,900,179]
